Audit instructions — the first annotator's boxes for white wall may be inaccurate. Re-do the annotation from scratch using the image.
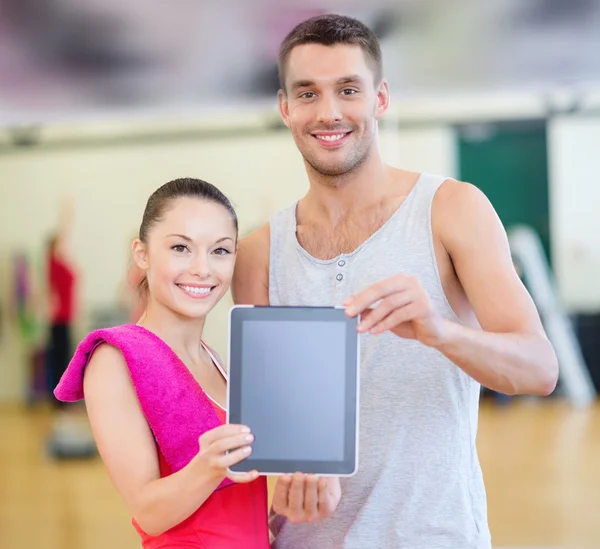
[0,116,456,402]
[548,115,600,311]
[4,97,600,404]
[381,124,458,178]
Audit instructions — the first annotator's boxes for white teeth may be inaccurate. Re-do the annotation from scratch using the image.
[317,133,346,141]
[179,285,211,295]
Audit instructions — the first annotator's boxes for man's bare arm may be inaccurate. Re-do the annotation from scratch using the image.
[434,180,558,395]
[345,180,558,396]
[232,224,270,306]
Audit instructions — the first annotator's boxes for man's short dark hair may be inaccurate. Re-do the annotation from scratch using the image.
[278,14,383,92]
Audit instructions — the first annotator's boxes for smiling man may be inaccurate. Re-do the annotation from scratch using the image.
[232,13,558,549]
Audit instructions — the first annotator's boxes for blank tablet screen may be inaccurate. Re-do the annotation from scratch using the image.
[227,306,359,475]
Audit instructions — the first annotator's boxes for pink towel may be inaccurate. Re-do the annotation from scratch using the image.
[55,324,232,490]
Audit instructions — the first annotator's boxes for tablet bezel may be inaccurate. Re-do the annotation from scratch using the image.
[226,305,360,477]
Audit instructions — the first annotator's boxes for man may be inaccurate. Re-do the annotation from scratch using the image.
[232,13,558,549]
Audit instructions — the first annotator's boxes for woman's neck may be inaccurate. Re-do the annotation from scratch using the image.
[138,301,206,364]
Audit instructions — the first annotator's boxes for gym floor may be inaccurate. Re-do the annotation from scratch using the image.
[1,398,598,548]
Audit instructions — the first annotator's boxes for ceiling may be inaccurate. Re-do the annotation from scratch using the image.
[1,0,599,125]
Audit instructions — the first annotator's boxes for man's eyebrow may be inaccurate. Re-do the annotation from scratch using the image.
[290,75,364,91]
[290,79,316,90]
[336,75,364,85]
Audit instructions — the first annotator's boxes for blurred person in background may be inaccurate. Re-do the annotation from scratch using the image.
[46,197,95,458]
[47,199,76,403]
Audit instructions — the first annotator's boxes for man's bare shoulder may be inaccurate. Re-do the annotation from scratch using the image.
[232,223,271,305]
[433,178,496,225]
[238,223,270,257]
[432,177,507,256]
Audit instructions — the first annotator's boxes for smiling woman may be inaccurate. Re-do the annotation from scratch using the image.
[132,179,239,322]
[52,178,271,549]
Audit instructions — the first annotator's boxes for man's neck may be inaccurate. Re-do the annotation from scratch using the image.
[302,151,396,224]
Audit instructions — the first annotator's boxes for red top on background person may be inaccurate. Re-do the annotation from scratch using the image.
[48,239,76,325]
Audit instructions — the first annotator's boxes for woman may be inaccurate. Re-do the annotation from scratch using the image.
[55,178,270,548]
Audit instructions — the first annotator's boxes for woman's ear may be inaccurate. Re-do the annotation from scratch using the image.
[132,239,149,271]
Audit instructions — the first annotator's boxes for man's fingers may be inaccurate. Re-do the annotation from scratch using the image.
[318,477,341,518]
[272,474,292,515]
[317,478,333,518]
[345,275,413,316]
[287,473,307,523]
[271,474,341,524]
[370,304,419,335]
[303,475,320,522]
[357,292,413,333]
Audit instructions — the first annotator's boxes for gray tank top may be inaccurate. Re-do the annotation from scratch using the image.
[268,173,491,549]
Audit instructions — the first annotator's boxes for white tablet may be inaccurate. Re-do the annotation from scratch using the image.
[227,305,360,476]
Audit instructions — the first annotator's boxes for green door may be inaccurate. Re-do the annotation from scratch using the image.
[457,120,551,265]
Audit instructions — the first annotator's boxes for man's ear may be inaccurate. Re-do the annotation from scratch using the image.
[375,78,390,120]
[278,89,291,129]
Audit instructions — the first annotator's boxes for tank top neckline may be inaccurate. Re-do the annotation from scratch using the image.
[291,172,426,265]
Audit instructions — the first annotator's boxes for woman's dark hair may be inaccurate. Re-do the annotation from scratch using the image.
[139,177,238,243]
[137,177,238,294]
